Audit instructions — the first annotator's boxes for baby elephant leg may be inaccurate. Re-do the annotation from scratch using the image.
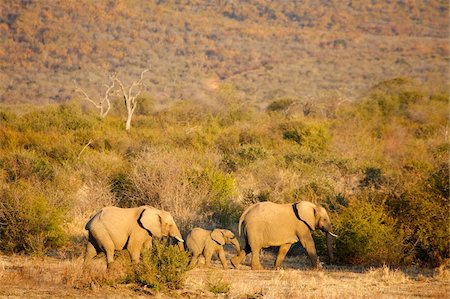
[218,248,228,269]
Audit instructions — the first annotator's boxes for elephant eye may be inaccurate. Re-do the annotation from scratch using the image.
[230,236,235,239]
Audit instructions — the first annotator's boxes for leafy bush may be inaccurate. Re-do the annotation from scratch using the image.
[0,151,55,182]
[334,200,404,265]
[359,167,385,189]
[0,181,69,255]
[281,121,330,152]
[17,104,94,132]
[129,241,190,291]
[110,171,142,207]
[386,164,449,266]
[192,167,242,226]
[266,98,294,112]
[206,271,231,294]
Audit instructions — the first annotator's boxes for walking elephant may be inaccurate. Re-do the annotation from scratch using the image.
[84,205,184,267]
[230,201,337,270]
[186,228,241,269]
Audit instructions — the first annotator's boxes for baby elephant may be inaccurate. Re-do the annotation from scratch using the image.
[186,228,241,269]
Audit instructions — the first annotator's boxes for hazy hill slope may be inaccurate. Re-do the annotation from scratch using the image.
[0,0,448,105]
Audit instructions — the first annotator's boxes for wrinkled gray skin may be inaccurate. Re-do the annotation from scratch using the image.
[84,206,184,267]
[186,228,241,269]
[231,201,336,270]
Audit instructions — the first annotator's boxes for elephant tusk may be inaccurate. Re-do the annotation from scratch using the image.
[328,232,338,238]
[175,236,184,243]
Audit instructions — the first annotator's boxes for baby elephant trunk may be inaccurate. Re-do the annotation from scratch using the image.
[230,237,241,254]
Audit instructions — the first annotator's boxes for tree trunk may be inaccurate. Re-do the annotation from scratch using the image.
[125,114,132,132]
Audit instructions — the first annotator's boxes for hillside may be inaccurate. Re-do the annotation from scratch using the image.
[0,0,448,105]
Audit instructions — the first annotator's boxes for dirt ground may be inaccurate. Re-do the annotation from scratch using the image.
[0,253,448,298]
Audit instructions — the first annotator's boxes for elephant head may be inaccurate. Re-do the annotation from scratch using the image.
[297,201,337,263]
[139,206,185,251]
[211,229,241,254]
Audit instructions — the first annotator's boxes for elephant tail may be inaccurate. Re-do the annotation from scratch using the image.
[238,204,256,237]
[84,210,101,230]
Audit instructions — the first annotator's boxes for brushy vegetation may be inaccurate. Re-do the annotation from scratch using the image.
[0,78,448,271]
[206,271,231,295]
[127,241,190,291]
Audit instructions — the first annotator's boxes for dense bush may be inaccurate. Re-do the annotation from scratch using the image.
[0,181,69,255]
[266,98,294,113]
[333,199,404,265]
[129,241,190,291]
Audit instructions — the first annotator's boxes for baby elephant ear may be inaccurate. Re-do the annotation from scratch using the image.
[211,229,225,246]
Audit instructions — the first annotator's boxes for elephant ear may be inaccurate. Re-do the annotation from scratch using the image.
[139,207,163,238]
[211,229,225,246]
[296,201,317,231]
[223,230,236,240]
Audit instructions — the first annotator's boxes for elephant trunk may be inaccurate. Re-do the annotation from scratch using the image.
[326,232,335,263]
[177,240,185,251]
[230,238,241,255]
[170,225,185,251]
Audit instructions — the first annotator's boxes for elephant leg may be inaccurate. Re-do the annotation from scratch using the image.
[105,246,115,268]
[274,244,291,270]
[300,235,319,268]
[204,249,214,268]
[143,238,152,252]
[84,241,97,263]
[250,246,264,270]
[218,248,228,269]
[230,245,249,269]
[190,253,200,268]
[128,241,144,264]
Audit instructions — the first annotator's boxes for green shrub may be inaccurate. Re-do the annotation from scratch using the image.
[128,241,190,291]
[281,121,330,152]
[0,151,55,182]
[386,164,449,266]
[110,171,142,207]
[0,181,68,255]
[206,272,231,294]
[192,167,242,226]
[359,167,385,189]
[334,200,404,265]
[18,104,94,132]
[266,98,294,112]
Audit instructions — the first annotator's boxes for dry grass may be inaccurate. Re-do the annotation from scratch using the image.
[1,252,448,299]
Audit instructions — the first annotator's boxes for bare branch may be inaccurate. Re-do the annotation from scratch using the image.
[115,69,149,131]
[75,73,117,118]
[76,87,101,109]
[77,139,93,159]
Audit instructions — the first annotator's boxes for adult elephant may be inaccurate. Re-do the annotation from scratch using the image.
[84,206,184,267]
[230,201,337,270]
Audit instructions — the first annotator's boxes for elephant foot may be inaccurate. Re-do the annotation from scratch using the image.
[251,264,264,270]
[230,257,240,269]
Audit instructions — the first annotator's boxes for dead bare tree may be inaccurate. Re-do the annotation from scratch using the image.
[115,69,149,132]
[76,73,117,118]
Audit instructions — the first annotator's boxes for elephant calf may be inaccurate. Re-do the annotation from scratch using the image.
[186,228,241,269]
